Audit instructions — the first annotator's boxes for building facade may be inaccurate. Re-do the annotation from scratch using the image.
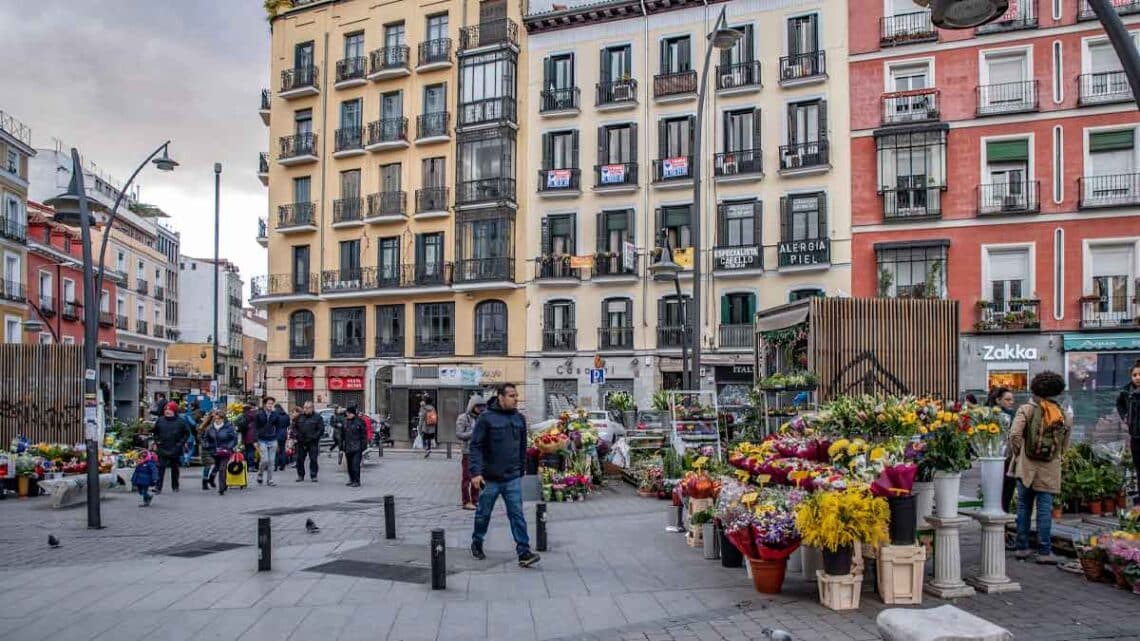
[242,307,268,398]
[254,0,529,439]
[521,0,852,420]
[0,110,33,343]
[848,0,1140,434]
[177,256,245,395]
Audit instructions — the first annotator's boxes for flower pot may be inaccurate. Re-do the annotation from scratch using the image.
[977,456,1005,517]
[554,490,564,502]
[1088,500,1103,516]
[1104,498,1118,515]
[912,481,934,530]
[665,505,682,530]
[720,529,743,568]
[932,471,962,519]
[16,475,29,498]
[821,545,854,576]
[887,495,918,545]
[1080,557,1106,583]
[747,556,788,594]
[702,523,719,559]
[1051,506,1062,520]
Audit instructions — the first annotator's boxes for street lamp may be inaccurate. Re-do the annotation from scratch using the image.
[45,143,177,530]
[649,230,690,390]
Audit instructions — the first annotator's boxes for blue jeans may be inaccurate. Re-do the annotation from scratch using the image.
[1015,479,1054,554]
[472,476,531,557]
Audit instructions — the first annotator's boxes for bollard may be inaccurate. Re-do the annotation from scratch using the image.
[257,517,272,571]
[446,441,453,460]
[378,439,384,457]
[536,503,548,552]
[384,494,396,539]
[430,529,446,590]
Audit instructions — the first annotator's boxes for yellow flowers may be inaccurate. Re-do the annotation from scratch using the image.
[869,447,886,462]
[795,488,889,552]
[918,425,928,435]
[827,438,850,460]
[692,456,709,470]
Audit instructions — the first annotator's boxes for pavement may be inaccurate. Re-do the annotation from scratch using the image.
[1,450,1139,641]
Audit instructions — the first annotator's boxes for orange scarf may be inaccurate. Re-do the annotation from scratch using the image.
[1039,399,1063,426]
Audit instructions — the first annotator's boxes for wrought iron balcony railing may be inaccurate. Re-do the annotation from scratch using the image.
[280,66,318,93]
[978,181,1040,216]
[976,80,1038,116]
[1079,173,1140,209]
[368,191,406,218]
[335,127,364,153]
[714,148,762,177]
[779,139,830,171]
[880,11,937,45]
[881,89,940,125]
[538,168,581,193]
[370,46,410,74]
[542,328,577,352]
[475,331,508,355]
[779,50,826,82]
[881,186,944,221]
[250,273,320,298]
[597,326,634,351]
[453,257,514,284]
[719,324,755,349]
[277,202,316,228]
[418,39,451,67]
[593,251,637,277]
[653,156,693,182]
[1079,71,1132,105]
[458,18,518,51]
[332,197,364,224]
[976,0,1037,32]
[456,177,515,205]
[416,112,449,139]
[976,299,1041,332]
[540,87,580,112]
[279,132,318,159]
[654,70,697,98]
[656,325,692,349]
[458,97,516,128]
[368,118,407,145]
[416,186,449,213]
[594,162,638,188]
[535,256,584,281]
[716,61,761,90]
[1080,294,1138,329]
[375,333,404,357]
[336,56,367,83]
[596,79,638,106]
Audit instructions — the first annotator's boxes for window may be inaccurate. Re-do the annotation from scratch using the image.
[117,251,126,273]
[661,36,691,73]
[985,247,1031,305]
[788,14,819,55]
[293,245,311,292]
[38,271,52,306]
[295,108,313,136]
[339,240,361,279]
[423,84,446,114]
[293,176,312,204]
[789,288,825,302]
[543,214,576,255]
[415,302,455,355]
[659,116,693,159]
[294,41,314,70]
[289,310,315,358]
[4,149,16,174]
[474,300,508,355]
[381,163,401,193]
[724,109,759,154]
[458,133,515,184]
[415,232,445,281]
[330,307,365,358]
[982,138,1031,212]
[1083,36,1136,101]
[875,242,947,298]
[62,279,75,304]
[884,62,934,123]
[717,200,760,248]
[658,205,692,249]
[427,14,448,41]
[787,99,825,146]
[980,51,1032,113]
[378,237,400,285]
[422,157,446,188]
[721,292,756,325]
[460,50,516,106]
[100,290,109,313]
[381,91,402,120]
[543,299,575,350]
[876,128,947,219]
[601,45,632,82]
[375,304,404,356]
[39,333,52,345]
[1089,244,1136,317]
[4,315,20,343]
[344,32,364,60]
[603,298,632,328]
[778,193,829,267]
[597,209,633,253]
[545,54,574,90]
[599,123,636,164]
[721,24,755,67]
[340,169,361,199]
[340,99,362,131]
[136,260,145,278]
[658,295,691,327]
[1089,129,1136,176]
[386,22,406,48]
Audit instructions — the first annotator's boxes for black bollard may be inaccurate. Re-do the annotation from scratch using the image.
[378,439,384,457]
[257,517,271,571]
[536,503,548,552]
[430,528,446,590]
[446,441,453,460]
[384,494,396,539]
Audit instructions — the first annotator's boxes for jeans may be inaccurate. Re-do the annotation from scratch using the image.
[346,451,362,484]
[155,453,180,491]
[296,441,319,479]
[244,443,256,466]
[137,486,151,503]
[213,454,230,494]
[472,476,531,557]
[275,438,287,470]
[257,440,278,482]
[1131,437,1140,494]
[1015,479,1054,554]
[461,454,480,506]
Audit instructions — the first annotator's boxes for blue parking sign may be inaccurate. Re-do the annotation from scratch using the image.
[589,368,606,385]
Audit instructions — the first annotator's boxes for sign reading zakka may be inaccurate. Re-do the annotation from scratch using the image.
[981,343,1040,361]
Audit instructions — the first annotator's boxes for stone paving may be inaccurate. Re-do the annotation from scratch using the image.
[1,451,1139,641]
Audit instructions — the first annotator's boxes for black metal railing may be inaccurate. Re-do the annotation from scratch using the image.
[716,61,761,90]
[153,325,165,339]
[61,301,80,321]
[415,262,452,287]
[279,132,318,159]
[260,89,270,111]
[336,56,367,83]
[453,257,514,284]
[370,46,410,74]
[598,327,634,351]
[458,18,518,50]
[277,202,317,228]
[290,343,315,359]
[251,273,320,298]
[155,285,165,301]
[779,139,830,170]
[367,118,407,146]
[40,297,55,316]
[719,324,755,349]
[976,299,1041,332]
[0,217,26,243]
[596,79,638,106]
[542,328,577,352]
[882,186,944,220]
[456,177,516,205]
[0,279,25,303]
[334,127,364,153]
[714,149,762,177]
[535,256,583,281]
[1079,0,1140,20]
[779,50,826,82]
[330,341,365,359]
[458,96,516,127]
[977,1,1037,32]
[99,311,113,327]
[280,66,318,93]
[332,197,364,224]
[538,168,581,193]
[415,334,455,357]
[375,334,404,357]
[416,186,449,212]
[258,152,269,174]
[115,314,128,330]
[541,87,580,113]
[978,181,1040,215]
[1081,295,1138,329]
[656,325,692,349]
[881,89,940,125]
[418,38,452,66]
[594,162,638,188]
[976,80,1038,115]
[654,70,697,98]
[417,112,450,139]
[653,156,693,182]
[1079,71,1132,105]
[593,251,637,277]
[1080,173,1140,208]
[475,331,508,355]
[321,268,366,292]
[136,279,149,295]
[136,319,148,335]
[368,191,406,218]
[880,11,937,45]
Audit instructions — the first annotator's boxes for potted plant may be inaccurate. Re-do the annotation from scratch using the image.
[1076,540,1107,583]
[965,407,1007,516]
[917,406,973,519]
[870,463,919,545]
[14,454,36,498]
[1075,467,1102,515]
[1100,465,1124,515]
[795,488,888,576]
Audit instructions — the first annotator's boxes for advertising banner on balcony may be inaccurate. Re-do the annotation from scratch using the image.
[600,164,626,184]
[569,255,594,269]
[622,241,637,271]
[662,156,688,179]
[546,169,571,189]
[673,247,694,269]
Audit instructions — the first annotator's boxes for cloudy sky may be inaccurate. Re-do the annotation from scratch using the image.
[1,1,269,297]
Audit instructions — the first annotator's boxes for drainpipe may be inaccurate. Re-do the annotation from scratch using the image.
[639,0,649,344]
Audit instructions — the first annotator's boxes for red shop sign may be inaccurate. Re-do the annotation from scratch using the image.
[286,377,313,390]
[328,376,364,391]
[327,366,365,377]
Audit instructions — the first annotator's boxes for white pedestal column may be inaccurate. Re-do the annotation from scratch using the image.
[967,512,1021,594]
[924,515,976,599]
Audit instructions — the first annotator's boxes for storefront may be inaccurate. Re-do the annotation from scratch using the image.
[958,333,1063,397]
[378,361,523,443]
[528,355,655,423]
[284,366,314,408]
[327,366,365,410]
[1063,332,1140,441]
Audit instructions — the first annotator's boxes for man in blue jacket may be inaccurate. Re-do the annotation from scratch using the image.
[469,383,540,568]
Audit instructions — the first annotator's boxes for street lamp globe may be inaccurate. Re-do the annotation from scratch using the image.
[711,25,742,50]
[649,251,682,282]
[43,181,106,228]
[914,0,1009,29]
[152,145,179,172]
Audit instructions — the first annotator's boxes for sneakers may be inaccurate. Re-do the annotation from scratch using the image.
[1014,549,1033,560]
[462,503,476,510]
[296,477,305,482]
[257,474,263,485]
[266,480,276,487]
[518,551,541,568]
[471,542,486,560]
[311,478,318,483]
[1036,553,1061,565]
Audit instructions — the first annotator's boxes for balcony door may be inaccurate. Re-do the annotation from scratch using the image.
[427,13,448,41]
[888,63,932,122]
[601,124,635,164]
[471,219,509,260]
[983,52,1028,107]
[788,100,823,147]
[787,14,818,56]
[416,232,444,279]
[294,42,314,69]
[341,169,361,201]
[985,139,1029,210]
[424,84,446,114]
[292,245,310,293]
[660,116,693,159]
[345,32,364,60]
[385,22,406,49]
[292,177,311,209]
[339,239,361,281]
[480,0,506,22]
[601,45,632,83]
[721,293,755,325]
[724,109,758,154]
[721,24,754,67]
[986,248,1029,308]
[378,237,400,284]
[545,54,574,90]
[544,214,575,255]
[543,130,577,170]
[598,210,632,254]
[1090,244,1135,316]
[381,163,401,193]
[661,36,691,74]
[295,109,313,137]
[1087,39,1129,96]
[423,157,446,188]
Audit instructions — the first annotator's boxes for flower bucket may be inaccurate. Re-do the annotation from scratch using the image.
[887,495,918,545]
[1080,557,1105,583]
[1088,500,1103,516]
[978,457,1005,517]
[932,471,961,519]
[702,523,719,559]
[912,481,934,529]
[821,545,854,576]
[720,529,744,568]
[17,476,29,498]
[747,556,788,594]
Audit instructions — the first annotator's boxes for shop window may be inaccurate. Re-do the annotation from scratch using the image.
[987,369,1028,393]
[875,242,947,299]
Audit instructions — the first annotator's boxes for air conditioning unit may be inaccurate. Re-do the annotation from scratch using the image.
[782,64,800,80]
[613,83,633,101]
[720,74,736,88]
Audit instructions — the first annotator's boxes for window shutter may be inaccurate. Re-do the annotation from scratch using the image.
[745,25,754,61]
[625,298,633,325]
[541,133,552,169]
[786,17,797,55]
[569,52,575,86]
[752,108,762,152]
[543,56,553,89]
[658,119,667,159]
[747,293,756,320]
[787,105,797,145]
[596,212,605,252]
[597,125,606,165]
[753,200,763,248]
[624,208,634,242]
[600,48,610,82]
[544,302,553,329]
[779,196,789,242]
[819,100,829,140]
[720,296,729,324]
[630,123,638,164]
[817,192,828,237]
[1090,130,1135,153]
[986,139,1030,162]
[657,297,665,326]
[686,114,696,156]
[571,130,579,169]
[680,37,691,72]
[660,39,668,73]
[568,301,576,328]
[568,214,577,253]
[716,202,726,246]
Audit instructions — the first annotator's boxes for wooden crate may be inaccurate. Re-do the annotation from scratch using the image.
[817,571,862,611]
[877,544,926,605]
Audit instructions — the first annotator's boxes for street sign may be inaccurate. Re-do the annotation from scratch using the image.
[588,368,606,385]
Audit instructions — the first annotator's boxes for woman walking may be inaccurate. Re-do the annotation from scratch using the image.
[1117,360,1140,498]
[202,410,238,495]
[1009,371,1071,564]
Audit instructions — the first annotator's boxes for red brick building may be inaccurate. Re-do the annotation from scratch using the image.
[848,1,1140,426]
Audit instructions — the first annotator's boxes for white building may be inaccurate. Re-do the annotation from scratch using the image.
[178,256,244,394]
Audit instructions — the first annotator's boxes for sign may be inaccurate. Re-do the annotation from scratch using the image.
[569,255,594,269]
[622,241,637,271]
[715,364,754,382]
[714,245,760,271]
[85,368,96,381]
[661,156,689,179]
[588,368,606,384]
[982,343,1039,361]
[673,247,694,269]
[328,376,364,391]
[1062,332,1140,352]
[83,398,99,442]
[286,376,312,390]
[440,366,481,386]
[778,239,830,267]
[546,169,571,189]
[600,164,626,185]
[209,380,219,401]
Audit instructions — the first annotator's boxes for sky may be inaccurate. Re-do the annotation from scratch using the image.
[1,0,270,298]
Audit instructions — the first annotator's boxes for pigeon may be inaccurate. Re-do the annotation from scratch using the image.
[305,518,320,534]
[47,535,60,548]
[761,628,793,641]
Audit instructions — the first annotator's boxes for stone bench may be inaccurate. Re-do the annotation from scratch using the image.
[38,473,122,509]
[877,605,1013,641]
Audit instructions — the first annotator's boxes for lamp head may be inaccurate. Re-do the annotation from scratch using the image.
[711,26,743,50]
[152,145,179,172]
[23,319,44,333]
[44,173,103,228]
[918,0,1009,29]
[649,252,682,282]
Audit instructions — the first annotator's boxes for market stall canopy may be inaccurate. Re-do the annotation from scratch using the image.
[754,300,811,333]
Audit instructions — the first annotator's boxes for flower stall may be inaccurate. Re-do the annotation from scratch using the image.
[530,410,604,503]
[2,434,141,504]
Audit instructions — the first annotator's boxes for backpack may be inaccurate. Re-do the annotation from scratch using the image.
[1025,400,1066,462]
[425,409,438,427]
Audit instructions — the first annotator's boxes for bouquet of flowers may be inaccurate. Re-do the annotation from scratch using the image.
[917,406,973,475]
[870,463,918,498]
[795,487,889,553]
[964,406,1006,458]
[532,427,570,454]
[681,470,720,499]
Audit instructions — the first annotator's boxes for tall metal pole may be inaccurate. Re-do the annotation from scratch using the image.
[213,163,221,402]
[658,230,689,390]
[1086,0,1140,110]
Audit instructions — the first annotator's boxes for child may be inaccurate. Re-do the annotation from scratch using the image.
[132,451,159,507]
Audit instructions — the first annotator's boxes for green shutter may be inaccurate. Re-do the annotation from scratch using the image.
[747,293,756,321]
[1090,130,1135,152]
[985,139,1029,163]
[720,296,729,324]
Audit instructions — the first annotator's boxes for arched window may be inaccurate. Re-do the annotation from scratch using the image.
[474,300,507,355]
[289,310,315,359]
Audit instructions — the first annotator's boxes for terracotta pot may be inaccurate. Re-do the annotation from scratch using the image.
[1104,498,1118,515]
[16,475,29,498]
[1080,557,1106,583]
[747,556,788,594]
[1051,507,1062,520]
[1088,500,1103,516]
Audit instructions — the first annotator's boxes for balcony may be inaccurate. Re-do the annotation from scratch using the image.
[115,314,128,330]
[417,38,452,71]
[415,335,455,357]
[0,217,27,243]
[136,320,149,335]
[257,152,269,185]
[416,112,450,143]
[279,67,319,99]
[333,127,365,157]
[256,217,268,248]
[453,257,514,287]
[414,263,453,287]
[98,311,113,327]
[278,132,318,165]
[881,89,940,125]
[375,334,404,357]
[332,197,364,227]
[978,181,1040,216]
[542,328,576,352]
[534,255,584,284]
[537,168,581,197]
[61,301,80,321]
[153,324,166,339]
[597,327,634,351]
[155,285,165,301]
[778,139,830,175]
[321,268,367,293]
[880,11,937,46]
[366,191,406,222]
[335,56,367,88]
[366,118,408,151]
[368,46,410,80]
[593,251,638,280]
[977,1,1037,32]
[136,279,149,295]
[714,149,763,182]
[778,237,830,269]
[276,202,317,232]
[656,325,692,349]
[976,80,1038,116]
[1079,71,1132,105]
[458,97,517,129]
[779,51,826,86]
[596,79,638,110]
[0,279,25,304]
[458,18,519,52]
[652,156,693,186]
[975,299,1041,333]
[654,70,697,101]
[1081,295,1139,330]
[540,87,580,116]
[290,343,315,360]
[719,324,755,350]
[881,186,944,221]
[415,186,449,216]
[594,162,638,191]
[1079,0,1140,20]
[1079,173,1140,209]
[716,61,761,94]
[250,273,320,301]
[456,178,516,207]
[40,297,55,316]
[475,331,508,356]
[259,89,271,125]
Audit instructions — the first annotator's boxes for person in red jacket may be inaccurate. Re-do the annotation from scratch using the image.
[363,413,374,445]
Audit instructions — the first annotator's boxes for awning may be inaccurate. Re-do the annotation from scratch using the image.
[98,347,144,363]
[1062,332,1140,352]
[754,300,810,332]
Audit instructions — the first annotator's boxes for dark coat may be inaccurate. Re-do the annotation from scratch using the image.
[294,412,325,444]
[203,422,238,455]
[341,416,368,453]
[255,408,289,441]
[1118,383,1140,439]
[153,414,191,458]
[272,407,290,441]
[132,460,158,488]
[468,397,527,482]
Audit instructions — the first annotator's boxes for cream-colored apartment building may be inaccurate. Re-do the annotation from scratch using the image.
[521,0,852,418]
[255,0,528,440]
[0,111,33,343]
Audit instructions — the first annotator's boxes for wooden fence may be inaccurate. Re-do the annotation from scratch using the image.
[0,345,85,446]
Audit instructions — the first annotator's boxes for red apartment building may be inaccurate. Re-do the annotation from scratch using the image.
[849,0,1140,426]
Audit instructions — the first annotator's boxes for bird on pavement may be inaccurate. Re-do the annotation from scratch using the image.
[305,518,320,533]
[48,535,60,548]
[762,628,793,641]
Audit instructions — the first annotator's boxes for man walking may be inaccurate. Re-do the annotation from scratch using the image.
[152,402,191,494]
[455,394,486,509]
[255,397,282,485]
[273,402,291,471]
[293,401,324,482]
[469,383,540,568]
[341,405,367,487]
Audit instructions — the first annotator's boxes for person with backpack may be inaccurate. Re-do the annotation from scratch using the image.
[1117,360,1140,498]
[1009,371,1072,564]
[418,396,438,458]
